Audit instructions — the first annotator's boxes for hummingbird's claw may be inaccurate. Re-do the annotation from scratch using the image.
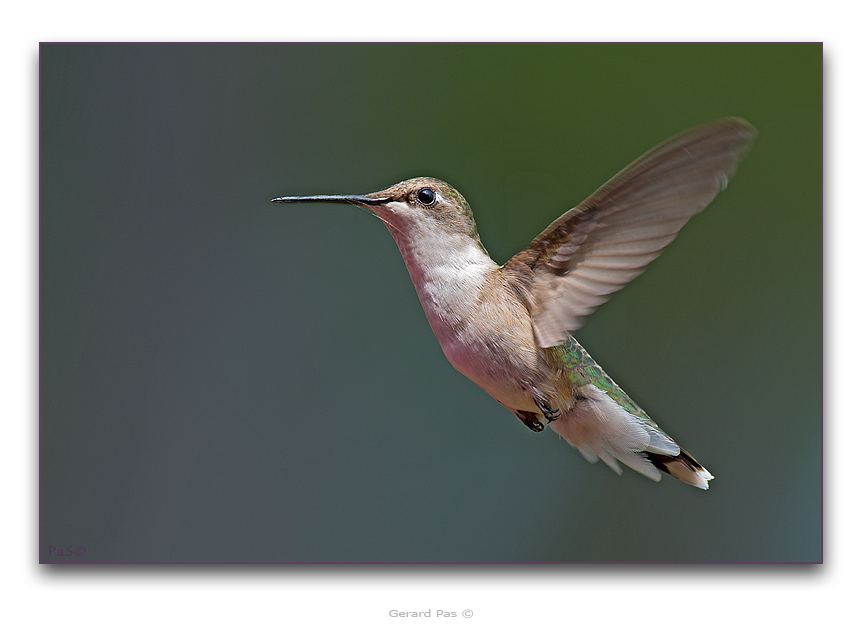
[542,405,561,422]
[529,387,561,423]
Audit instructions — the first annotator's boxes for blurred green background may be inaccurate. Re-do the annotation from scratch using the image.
[40,44,821,563]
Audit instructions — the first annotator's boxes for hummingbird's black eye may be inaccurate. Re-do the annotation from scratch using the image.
[416,188,436,206]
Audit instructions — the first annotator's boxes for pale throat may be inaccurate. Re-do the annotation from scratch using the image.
[386,220,497,334]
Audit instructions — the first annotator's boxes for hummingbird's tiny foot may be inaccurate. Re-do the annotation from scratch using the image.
[534,395,561,422]
[525,382,560,423]
[542,405,561,422]
[516,410,545,432]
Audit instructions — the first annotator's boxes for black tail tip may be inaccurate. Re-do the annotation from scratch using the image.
[645,448,714,490]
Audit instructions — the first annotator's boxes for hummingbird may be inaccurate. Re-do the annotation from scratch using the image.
[272,118,756,489]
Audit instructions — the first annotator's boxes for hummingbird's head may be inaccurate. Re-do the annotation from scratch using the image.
[364,177,481,240]
[272,177,487,252]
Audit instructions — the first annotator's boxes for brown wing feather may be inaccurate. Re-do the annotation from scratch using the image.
[503,118,757,347]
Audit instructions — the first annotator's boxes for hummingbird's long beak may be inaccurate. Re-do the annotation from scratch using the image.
[271,194,389,206]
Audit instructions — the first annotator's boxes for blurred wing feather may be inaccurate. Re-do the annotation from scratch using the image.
[503,118,756,347]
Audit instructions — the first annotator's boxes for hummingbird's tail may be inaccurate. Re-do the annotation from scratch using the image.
[642,448,714,489]
[549,387,714,489]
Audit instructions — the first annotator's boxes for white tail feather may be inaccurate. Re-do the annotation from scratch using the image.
[549,385,712,489]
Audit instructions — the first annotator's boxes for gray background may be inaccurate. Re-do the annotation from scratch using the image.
[40,44,821,562]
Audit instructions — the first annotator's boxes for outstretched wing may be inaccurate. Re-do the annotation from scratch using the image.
[503,118,756,348]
